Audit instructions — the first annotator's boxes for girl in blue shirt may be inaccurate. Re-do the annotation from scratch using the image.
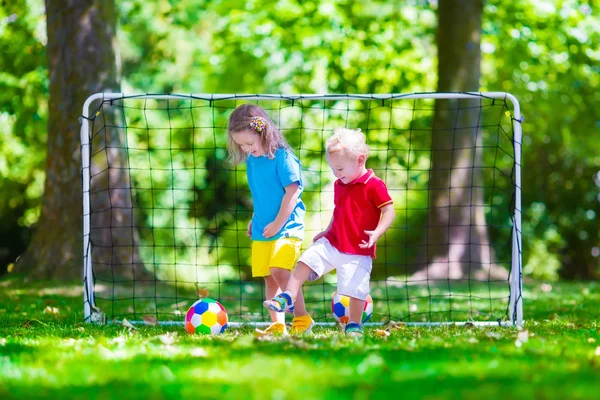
[227,104,314,335]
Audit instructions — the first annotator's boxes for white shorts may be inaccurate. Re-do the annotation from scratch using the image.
[298,238,372,300]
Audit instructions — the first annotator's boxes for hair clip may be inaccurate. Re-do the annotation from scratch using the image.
[250,116,266,133]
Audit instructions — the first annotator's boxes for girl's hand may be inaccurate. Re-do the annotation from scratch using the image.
[263,221,282,239]
[246,220,252,237]
[359,230,381,249]
[312,231,327,242]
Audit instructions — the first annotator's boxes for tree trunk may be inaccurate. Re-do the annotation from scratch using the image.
[411,0,507,281]
[16,0,149,280]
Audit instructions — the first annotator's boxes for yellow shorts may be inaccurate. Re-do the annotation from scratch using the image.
[251,238,302,277]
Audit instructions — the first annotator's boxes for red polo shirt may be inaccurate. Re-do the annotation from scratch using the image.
[325,169,393,258]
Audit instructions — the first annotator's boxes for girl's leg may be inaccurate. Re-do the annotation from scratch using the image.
[270,266,308,316]
[264,275,284,324]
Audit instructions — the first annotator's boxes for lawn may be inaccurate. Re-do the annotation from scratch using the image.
[0,277,599,399]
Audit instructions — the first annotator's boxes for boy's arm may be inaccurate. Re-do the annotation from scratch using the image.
[359,204,395,249]
[262,182,301,238]
[313,215,333,242]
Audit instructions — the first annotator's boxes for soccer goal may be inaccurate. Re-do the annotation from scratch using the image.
[80,92,523,327]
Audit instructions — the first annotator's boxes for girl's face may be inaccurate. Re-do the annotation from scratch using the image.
[231,130,263,157]
[326,151,366,184]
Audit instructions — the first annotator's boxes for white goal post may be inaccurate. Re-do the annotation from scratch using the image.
[80,92,523,327]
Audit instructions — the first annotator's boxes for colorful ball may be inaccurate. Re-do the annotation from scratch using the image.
[185,298,228,335]
[331,292,373,324]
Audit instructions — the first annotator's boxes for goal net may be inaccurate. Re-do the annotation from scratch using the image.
[80,93,523,326]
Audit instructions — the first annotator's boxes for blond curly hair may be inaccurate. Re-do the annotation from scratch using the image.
[325,127,369,159]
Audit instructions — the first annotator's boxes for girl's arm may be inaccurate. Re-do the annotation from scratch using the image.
[359,204,395,248]
[262,182,301,239]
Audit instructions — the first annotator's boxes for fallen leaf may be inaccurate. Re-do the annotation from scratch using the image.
[170,300,189,309]
[198,288,210,298]
[142,315,158,326]
[43,306,60,315]
[387,321,406,331]
[0,338,6,346]
[541,283,552,293]
[375,329,390,338]
[190,348,207,357]
[122,318,137,331]
[485,330,503,340]
[467,337,479,344]
[158,333,177,345]
[288,338,311,349]
[588,338,596,343]
[595,347,600,357]
[517,330,529,343]
[254,328,268,337]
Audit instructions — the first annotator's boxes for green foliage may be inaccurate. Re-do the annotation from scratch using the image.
[0,0,47,273]
[482,0,600,278]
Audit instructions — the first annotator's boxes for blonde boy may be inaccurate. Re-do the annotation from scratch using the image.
[264,128,395,336]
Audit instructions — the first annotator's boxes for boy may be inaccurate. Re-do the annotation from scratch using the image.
[264,128,395,337]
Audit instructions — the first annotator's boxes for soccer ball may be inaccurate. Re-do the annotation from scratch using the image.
[185,298,228,335]
[331,292,373,324]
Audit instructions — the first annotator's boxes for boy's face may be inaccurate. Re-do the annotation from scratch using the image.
[326,151,365,184]
[231,130,263,157]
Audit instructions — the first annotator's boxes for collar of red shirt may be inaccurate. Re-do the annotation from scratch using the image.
[339,169,374,186]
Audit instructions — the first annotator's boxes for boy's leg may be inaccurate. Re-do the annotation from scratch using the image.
[270,267,307,316]
[348,297,364,325]
[344,297,365,337]
[336,254,372,338]
[263,261,313,312]
[270,265,314,335]
[264,238,333,323]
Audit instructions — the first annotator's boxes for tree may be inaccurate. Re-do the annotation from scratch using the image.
[412,0,507,281]
[16,0,147,280]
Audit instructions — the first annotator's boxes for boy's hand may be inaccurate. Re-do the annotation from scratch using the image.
[263,221,283,239]
[359,230,381,249]
[313,231,327,242]
[246,220,252,237]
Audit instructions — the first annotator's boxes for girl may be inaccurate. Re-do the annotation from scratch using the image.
[227,104,314,335]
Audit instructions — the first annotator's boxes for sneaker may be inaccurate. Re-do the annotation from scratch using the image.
[262,322,287,336]
[263,292,295,313]
[344,322,363,338]
[290,315,314,335]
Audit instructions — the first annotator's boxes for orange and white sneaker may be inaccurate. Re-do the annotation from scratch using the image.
[290,315,314,335]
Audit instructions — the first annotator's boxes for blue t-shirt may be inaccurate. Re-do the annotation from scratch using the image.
[246,147,305,241]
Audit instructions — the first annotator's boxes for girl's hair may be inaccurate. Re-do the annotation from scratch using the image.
[227,104,290,165]
[325,127,369,159]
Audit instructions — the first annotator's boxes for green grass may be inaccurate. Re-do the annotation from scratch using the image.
[0,277,599,399]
